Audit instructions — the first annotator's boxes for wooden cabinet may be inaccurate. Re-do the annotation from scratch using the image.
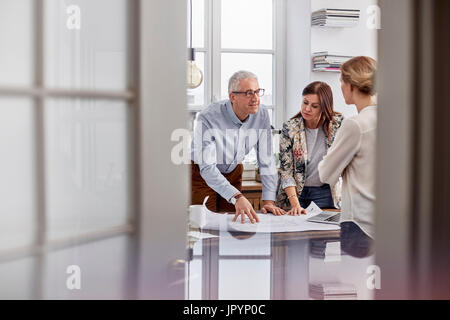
[242,181,263,210]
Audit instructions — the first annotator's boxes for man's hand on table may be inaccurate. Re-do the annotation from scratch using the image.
[232,196,259,224]
[231,199,287,224]
[261,201,286,216]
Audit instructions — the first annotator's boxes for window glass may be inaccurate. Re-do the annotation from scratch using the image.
[188,0,205,48]
[45,99,130,240]
[0,257,35,299]
[0,98,37,251]
[42,236,129,299]
[44,0,130,90]
[221,0,272,50]
[0,0,34,86]
[221,53,273,106]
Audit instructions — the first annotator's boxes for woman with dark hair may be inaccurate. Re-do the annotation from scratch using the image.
[276,81,343,215]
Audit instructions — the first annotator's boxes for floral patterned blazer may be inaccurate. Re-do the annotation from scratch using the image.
[276,113,344,210]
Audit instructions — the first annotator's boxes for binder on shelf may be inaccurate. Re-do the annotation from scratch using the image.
[312,68,341,73]
[312,51,353,73]
[312,51,353,58]
[312,8,360,28]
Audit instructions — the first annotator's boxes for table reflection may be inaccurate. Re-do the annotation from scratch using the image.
[187,228,375,300]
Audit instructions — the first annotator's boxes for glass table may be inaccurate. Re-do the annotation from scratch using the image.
[186,226,375,300]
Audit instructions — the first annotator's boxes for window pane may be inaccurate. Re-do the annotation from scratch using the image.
[221,53,273,106]
[187,0,205,48]
[45,99,130,240]
[0,98,37,251]
[187,52,205,107]
[44,0,131,90]
[0,0,34,86]
[42,236,129,299]
[221,0,272,50]
[219,260,271,299]
[0,257,35,299]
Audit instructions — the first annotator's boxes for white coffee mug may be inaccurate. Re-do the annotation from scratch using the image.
[189,205,206,228]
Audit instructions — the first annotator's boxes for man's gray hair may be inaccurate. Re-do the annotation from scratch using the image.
[228,70,258,94]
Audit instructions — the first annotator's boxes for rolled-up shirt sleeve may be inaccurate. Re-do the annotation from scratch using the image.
[256,112,278,201]
[192,114,239,203]
[318,118,361,186]
[279,122,297,190]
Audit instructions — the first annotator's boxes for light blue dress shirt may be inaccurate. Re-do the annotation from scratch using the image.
[191,100,278,203]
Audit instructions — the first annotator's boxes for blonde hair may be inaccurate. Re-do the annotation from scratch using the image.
[341,56,377,95]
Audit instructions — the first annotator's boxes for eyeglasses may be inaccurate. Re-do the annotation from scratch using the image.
[232,89,265,98]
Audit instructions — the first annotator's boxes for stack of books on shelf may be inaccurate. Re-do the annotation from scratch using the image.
[311,8,360,27]
[310,282,358,300]
[312,52,353,72]
[310,238,342,262]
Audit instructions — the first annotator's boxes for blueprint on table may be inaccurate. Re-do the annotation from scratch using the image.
[202,202,340,233]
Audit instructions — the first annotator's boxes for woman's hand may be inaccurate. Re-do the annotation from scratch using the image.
[288,204,307,216]
[284,187,306,216]
[261,201,286,216]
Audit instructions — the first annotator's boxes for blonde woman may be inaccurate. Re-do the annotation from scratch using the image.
[318,56,377,258]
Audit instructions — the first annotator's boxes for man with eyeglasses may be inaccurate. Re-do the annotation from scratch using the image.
[191,70,285,224]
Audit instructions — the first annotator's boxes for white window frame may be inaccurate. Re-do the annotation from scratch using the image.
[0,0,137,262]
[0,0,189,300]
[189,0,286,129]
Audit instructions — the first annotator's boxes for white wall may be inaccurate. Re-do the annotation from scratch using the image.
[310,0,378,118]
[285,0,311,120]
[285,0,378,121]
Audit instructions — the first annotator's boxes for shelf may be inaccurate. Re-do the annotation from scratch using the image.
[312,69,341,73]
[311,25,358,29]
[311,8,360,31]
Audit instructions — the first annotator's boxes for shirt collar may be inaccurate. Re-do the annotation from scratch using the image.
[226,100,248,126]
[360,105,377,114]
